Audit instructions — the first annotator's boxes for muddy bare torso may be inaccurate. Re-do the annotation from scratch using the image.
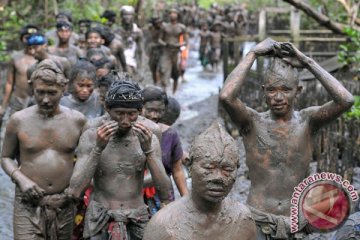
[12,51,37,99]
[48,45,84,66]
[162,22,186,48]
[244,110,313,216]
[92,130,147,209]
[16,106,85,194]
[209,32,221,49]
[144,196,255,240]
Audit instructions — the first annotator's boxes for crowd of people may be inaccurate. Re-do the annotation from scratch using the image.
[0,2,356,240]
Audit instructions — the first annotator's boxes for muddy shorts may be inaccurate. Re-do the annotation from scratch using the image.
[13,187,75,240]
[83,200,149,240]
[158,49,180,88]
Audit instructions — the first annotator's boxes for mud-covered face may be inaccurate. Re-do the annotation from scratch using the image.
[33,80,64,116]
[57,28,72,44]
[28,44,47,60]
[87,32,103,48]
[191,154,237,203]
[121,13,133,25]
[73,78,94,101]
[263,76,301,117]
[107,107,139,133]
[142,100,165,123]
[169,12,178,21]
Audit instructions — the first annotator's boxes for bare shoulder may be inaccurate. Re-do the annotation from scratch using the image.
[10,50,24,61]
[223,198,254,223]
[85,114,109,131]
[144,198,189,240]
[137,116,162,140]
[60,106,87,126]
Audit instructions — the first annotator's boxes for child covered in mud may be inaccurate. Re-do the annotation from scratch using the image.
[60,59,102,119]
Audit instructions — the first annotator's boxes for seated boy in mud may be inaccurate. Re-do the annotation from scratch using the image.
[220,38,354,239]
[60,59,102,119]
[1,59,87,239]
[143,122,256,240]
[66,74,171,239]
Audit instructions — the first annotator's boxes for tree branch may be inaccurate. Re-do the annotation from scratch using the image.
[282,0,360,34]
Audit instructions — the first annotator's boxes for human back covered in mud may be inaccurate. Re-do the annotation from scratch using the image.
[220,38,354,239]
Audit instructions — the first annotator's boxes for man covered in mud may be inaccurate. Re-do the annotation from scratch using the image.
[158,8,187,93]
[66,74,171,239]
[147,16,163,86]
[1,59,87,239]
[0,25,38,119]
[143,122,256,240]
[220,38,354,239]
[27,33,71,79]
[48,20,84,66]
[116,6,143,81]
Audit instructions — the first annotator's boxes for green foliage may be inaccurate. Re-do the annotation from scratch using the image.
[345,96,360,119]
[338,27,360,69]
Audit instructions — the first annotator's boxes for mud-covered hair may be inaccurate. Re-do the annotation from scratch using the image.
[105,72,143,109]
[189,121,239,167]
[265,57,299,85]
[97,72,117,88]
[29,59,68,87]
[160,96,181,125]
[142,86,168,105]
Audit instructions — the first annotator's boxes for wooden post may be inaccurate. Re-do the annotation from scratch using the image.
[258,9,266,41]
[290,7,301,47]
[257,9,266,80]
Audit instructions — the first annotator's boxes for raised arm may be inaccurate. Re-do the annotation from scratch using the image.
[280,42,354,130]
[67,121,118,198]
[220,38,279,131]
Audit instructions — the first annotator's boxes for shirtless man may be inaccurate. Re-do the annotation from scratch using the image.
[100,26,128,72]
[48,20,84,66]
[85,27,118,70]
[27,33,71,79]
[1,59,87,239]
[46,11,79,46]
[66,75,171,239]
[220,38,354,239]
[208,20,223,72]
[115,6,143,78]
[143,122,256,240]
[147,16,163,85]
[158,8,187,93]
[0,27,37,119]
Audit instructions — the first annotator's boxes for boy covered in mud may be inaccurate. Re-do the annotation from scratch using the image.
[143,122,256,240]
[1,59,87,239]
[220,38,354,239]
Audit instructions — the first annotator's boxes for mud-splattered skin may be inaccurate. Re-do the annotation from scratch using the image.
[143,123,256,240]
[1,75,86,198]
[220,38,354,216]
[68,107,171,208]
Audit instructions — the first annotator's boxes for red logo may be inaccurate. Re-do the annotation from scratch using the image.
[301,182,350,231]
